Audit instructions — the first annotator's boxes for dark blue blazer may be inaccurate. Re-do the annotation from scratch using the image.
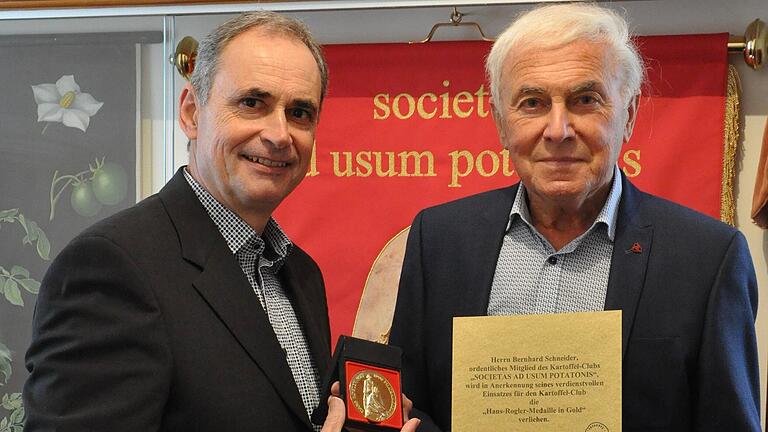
[390,175,760,431]
[24,168,330,431]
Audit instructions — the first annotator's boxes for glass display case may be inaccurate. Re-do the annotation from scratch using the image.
[0,15,167,428]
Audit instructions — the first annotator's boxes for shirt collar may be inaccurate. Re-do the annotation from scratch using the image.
[508,165,623,241]
[183,167,293,261]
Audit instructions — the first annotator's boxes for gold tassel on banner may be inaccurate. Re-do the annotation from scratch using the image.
[720,65,740,226]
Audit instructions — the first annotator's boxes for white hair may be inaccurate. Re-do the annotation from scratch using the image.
[486,3,644,111]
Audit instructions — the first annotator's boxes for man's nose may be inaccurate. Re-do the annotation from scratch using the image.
[261,109,292,149]
[543,103,574,143]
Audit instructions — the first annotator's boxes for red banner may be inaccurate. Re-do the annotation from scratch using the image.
[274,34,731,343]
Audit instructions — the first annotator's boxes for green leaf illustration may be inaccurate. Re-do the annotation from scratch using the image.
[0,366,8,386]
[0,209,17,223]
[35,227,51,261]
[8,267,27,279]
[18,278,40,295]
[11,213,51,259]
[21,220,40,246]
[27,221,40,239]
[8,407,22,425]
[3,280,22,307]
[16,214,26,236]
[0,343,11,386]
[0,394,20,411]
[0,395,24,430]
[1,268,41,298]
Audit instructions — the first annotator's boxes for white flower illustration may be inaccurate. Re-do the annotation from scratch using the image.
[32,75,104,133]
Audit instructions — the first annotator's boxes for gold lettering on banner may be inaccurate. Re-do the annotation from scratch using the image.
[476,85,490,118]
[440,80,452,119]
[393,93,416,119]
[398,151,436,177]
[373,94,390,120]
[450,150,474,187]
[449,149,516,187]
[332,151,354,177]
[476,150,499,177]
[372,81,491,121]
[417,93,438,119]
[357,151,373,177]
[501,149,515,176]
[375,152,398,177]
[453,91,474,118]
[306,142,319,177]
[622,150,642,178]
[331,151,436,178]
[325,147,637,184]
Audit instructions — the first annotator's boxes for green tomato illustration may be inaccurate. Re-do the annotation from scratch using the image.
[92,162,128,206]
[70,181,102,217]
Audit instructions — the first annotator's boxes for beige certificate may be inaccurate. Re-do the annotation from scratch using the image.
[452,311,621,432]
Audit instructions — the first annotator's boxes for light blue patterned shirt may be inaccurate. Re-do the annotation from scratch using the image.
[487,166,623,315]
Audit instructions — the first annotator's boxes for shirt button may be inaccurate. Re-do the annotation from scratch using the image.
[547,256,558,265]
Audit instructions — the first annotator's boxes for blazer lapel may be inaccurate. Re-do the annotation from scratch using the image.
[460,185,519,316]
[159,169,313,429]
[604,176,653,359]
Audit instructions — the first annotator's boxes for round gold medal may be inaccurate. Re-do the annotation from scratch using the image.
[348,370,397,423]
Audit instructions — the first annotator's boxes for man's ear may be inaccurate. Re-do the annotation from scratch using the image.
[179,82,199,140]
[623,93,640,143]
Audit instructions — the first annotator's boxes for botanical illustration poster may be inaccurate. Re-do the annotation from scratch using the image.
[0,34,139,429]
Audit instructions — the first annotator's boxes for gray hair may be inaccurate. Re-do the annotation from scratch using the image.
[486,3,644,112]
[190,10,329,106]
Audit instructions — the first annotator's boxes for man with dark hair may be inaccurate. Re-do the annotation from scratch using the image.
[23,11,418,432]
[390,3,760,431]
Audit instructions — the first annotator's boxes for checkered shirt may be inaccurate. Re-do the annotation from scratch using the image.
[487,166,623,316]
[184,169,321,430]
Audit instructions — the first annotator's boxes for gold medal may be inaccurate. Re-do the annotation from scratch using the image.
[348,370,397,423]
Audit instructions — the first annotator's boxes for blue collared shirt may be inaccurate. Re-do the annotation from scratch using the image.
[487,166,623,315]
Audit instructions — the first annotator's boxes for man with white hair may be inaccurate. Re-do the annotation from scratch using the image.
[390,3,760,431]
